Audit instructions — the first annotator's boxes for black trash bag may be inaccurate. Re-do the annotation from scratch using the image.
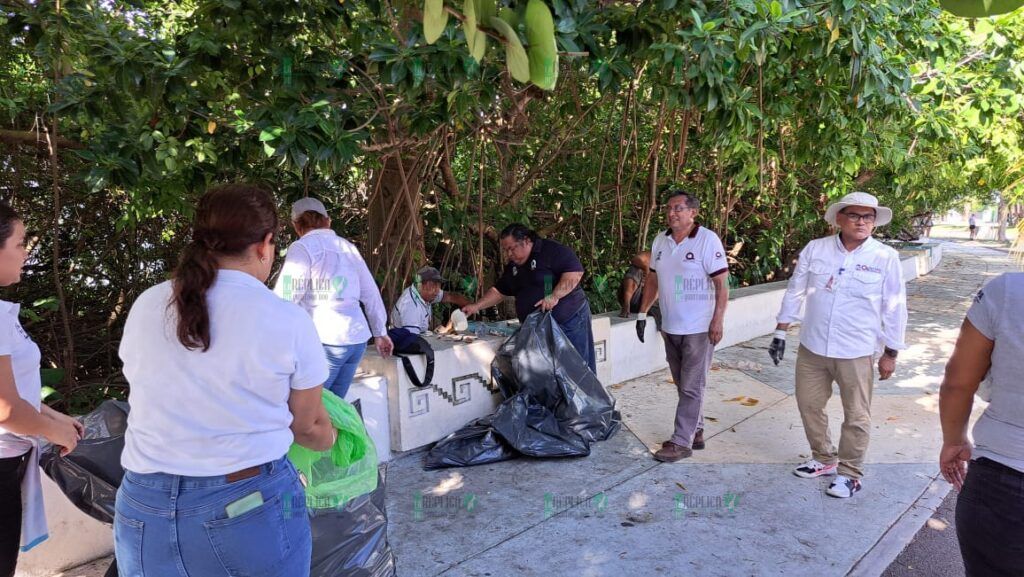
[39,399,129,525]
[492,311,621,444]
[423,415,517,469]
[490,394,590,458]
[426,311,620,469]
[39,400,396,577]
[310,470,396,577]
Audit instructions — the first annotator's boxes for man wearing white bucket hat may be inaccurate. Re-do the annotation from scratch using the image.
[769,192,908,498]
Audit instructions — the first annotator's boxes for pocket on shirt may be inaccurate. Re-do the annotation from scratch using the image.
[850,269,883,298]
[809,263,832,289]
[204,493,297,576]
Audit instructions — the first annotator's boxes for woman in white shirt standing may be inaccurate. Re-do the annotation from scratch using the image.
[275,198,392,399]
[0,202,81,577]
[115,185,335,576]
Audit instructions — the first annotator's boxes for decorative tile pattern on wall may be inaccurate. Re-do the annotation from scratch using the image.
[595,339,608,363]
[451,374,480,405]
[409,387,430,417]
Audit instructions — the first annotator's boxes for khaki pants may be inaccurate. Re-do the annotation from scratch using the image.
[795,345,874,479]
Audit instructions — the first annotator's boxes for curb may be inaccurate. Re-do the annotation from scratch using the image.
[846,473,953,577]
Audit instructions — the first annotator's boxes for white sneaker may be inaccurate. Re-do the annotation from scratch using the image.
[793,459,838,478]
[826,475,862,498]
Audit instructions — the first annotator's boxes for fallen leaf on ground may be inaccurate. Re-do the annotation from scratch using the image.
[705,416,719,422]
[675,482,687,491]
[725,396,746,402]
[740,398,759,406]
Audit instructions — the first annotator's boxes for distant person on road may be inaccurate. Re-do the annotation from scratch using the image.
[939,272,1024,577]
[770,192,908,498]
[969,214,978,240]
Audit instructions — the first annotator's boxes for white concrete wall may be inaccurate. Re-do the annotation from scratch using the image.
[346,374,393,464]
[15,475,112,576]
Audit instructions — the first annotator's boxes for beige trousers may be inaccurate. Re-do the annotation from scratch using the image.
[794,345,874,479]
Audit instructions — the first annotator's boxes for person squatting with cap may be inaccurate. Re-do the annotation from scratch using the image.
[770,191,908,499]
[391,267,470,334]
[274,197,393,399]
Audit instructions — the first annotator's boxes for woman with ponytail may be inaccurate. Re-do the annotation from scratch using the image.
[115,184,335,576]
[0,202,81,576]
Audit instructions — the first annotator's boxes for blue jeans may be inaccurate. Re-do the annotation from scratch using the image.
[323,342,368,399]
[114,457,311,577]
[559,301,596,374]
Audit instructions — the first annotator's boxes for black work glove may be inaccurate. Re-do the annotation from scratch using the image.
[768,330,787,365]
[636,313,648,343]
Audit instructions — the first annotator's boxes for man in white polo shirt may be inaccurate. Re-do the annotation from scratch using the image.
[770,191,908,498]
[391,266,469,334]
[636,189,730,462]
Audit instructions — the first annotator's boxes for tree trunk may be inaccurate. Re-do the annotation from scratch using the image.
[997,192,1009,243]
[367,153,426,306]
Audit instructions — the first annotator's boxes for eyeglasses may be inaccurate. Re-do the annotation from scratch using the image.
[666,204,695,213]
[840,211,877,224]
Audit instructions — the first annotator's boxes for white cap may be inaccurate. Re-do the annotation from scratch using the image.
[290,197,329,221]
[823,192,893,227]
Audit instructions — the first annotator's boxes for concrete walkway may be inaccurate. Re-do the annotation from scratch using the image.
[47,239,1017,577]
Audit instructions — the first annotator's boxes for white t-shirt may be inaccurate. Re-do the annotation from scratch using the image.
[119,270,329,476]
[391,285,443,334]
[274,229,388,346]
[0,300,42,458]
[650,226,729,336]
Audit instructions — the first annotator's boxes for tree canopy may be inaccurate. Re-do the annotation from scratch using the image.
[1,0,1022,409]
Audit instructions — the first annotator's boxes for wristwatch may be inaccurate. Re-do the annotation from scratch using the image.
[883,347,899,359]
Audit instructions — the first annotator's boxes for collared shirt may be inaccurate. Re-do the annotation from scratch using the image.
[494,238,587,325]
[966,273,1024,473]
[0,300,42,458]
[274,228,388,346]
[119,270,329,476]
[777,235,907,359]
[391,285,444,334]
[649,225,729,336]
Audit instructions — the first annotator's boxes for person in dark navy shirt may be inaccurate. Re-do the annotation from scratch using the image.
[462,224,596,373]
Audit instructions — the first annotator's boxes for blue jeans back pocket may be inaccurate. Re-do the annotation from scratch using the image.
[204,493,293,577]
[113,514,145,577]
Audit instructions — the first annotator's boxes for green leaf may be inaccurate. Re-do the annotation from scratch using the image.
[424,0,449,44]
[489,17,531,83]
[526,0,558,90]
[770,1,782,19]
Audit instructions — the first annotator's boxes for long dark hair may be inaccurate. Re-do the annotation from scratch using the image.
[0,202,21,248]
[172,184,278,351]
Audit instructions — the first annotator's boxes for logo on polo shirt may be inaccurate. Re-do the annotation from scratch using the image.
[974,289,984,303]
[685,252,695,260]
[855,264,882,274]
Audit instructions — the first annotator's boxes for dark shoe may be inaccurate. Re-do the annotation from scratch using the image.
[654,441,693,463]
[692,429,705,450]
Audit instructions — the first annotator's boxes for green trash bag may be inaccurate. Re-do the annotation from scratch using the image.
[288,390,378,510]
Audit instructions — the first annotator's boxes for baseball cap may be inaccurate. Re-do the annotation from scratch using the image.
[290,197,329,221]
[415,266,443,284]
